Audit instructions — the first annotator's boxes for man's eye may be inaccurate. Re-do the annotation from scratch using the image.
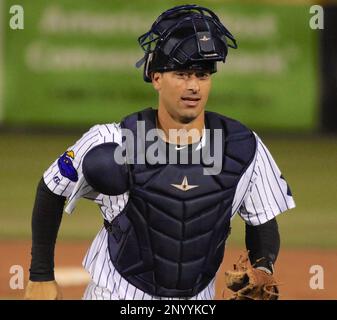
[196,72,210,79]
[175,72,186,77]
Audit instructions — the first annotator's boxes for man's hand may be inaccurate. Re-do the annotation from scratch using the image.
[24,280,62,300]
[224,253,279,300]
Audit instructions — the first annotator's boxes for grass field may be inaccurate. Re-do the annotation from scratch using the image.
[0,132,336,249]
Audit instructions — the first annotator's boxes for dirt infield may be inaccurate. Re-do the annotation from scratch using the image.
[0,241,336,300]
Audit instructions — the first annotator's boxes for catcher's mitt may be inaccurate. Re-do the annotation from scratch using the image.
[224,253,279,300]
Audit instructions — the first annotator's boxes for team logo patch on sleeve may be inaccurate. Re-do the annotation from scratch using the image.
[57,150,78,182]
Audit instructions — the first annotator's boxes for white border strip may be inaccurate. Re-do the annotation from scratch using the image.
[0,0,4,123]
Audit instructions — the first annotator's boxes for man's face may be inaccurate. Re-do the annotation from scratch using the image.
[152,70,212,124]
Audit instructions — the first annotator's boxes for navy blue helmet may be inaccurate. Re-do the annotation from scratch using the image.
[136,4,237,82]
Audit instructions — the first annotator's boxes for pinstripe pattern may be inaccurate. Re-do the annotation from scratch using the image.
[237,136,295,226]
[43,124,295,300]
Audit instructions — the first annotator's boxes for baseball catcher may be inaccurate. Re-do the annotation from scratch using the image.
[25,4,295,300]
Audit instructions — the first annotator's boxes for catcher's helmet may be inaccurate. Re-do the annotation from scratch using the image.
[136,4,237,82]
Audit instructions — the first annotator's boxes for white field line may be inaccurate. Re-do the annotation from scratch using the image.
[54,267,91,286]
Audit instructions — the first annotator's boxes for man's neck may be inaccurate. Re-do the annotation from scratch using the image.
[156,107,204,145]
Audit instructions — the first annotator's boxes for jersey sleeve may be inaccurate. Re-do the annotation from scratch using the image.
[43,123,121,199]
[238,134,296,226]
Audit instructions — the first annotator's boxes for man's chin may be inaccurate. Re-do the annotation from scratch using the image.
[176,107,200,123]
[178,114,197,124]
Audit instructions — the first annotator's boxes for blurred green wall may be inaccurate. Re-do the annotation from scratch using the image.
[2,0,317,131]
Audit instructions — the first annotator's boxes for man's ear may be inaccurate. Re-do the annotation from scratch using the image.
[152,72,162,91]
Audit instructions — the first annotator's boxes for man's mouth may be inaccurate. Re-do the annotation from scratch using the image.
[181,96,201,107]
[181,96,201,101]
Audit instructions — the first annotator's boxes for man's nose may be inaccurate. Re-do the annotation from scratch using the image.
[186,75,200,93]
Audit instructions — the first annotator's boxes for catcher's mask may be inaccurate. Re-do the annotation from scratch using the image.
[135,4,238,82]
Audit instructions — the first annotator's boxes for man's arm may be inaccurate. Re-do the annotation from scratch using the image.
[245,218,280,273]
[223,218,280,300]
[25,178,65,299]
[224,134,293,299]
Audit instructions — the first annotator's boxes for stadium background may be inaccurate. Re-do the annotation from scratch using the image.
[0,0,336,299]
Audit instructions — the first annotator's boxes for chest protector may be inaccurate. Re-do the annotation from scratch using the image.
[106,108,256,297]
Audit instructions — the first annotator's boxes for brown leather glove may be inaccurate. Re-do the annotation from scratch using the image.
[224,253,279,300]
[24,280,62,300]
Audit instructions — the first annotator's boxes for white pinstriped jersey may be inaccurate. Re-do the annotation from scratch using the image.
[43,122,295,300]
